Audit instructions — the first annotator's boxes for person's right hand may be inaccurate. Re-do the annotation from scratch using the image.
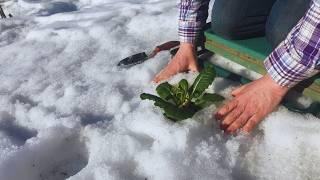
[153,42,200,83]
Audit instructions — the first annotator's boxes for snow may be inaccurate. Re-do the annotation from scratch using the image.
[0,0,319,180]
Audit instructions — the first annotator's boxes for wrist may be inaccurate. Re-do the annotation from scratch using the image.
[180,42,195,48]
[264,74,289,97]
[179,42,196,54]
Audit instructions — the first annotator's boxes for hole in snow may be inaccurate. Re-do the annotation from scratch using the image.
[37,2,78,16]
[0,111,37,146]
[0,127,89,180]
[79,112,113,126]
[11,94,38,107]
[37,136,89,180]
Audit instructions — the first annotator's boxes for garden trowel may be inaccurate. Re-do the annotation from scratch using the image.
[117,41,180,68]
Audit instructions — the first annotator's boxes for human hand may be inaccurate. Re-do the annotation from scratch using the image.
[153,42,200,83]
[215,74,289,134]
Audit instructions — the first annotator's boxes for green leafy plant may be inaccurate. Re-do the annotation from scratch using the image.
[140,65,225,122]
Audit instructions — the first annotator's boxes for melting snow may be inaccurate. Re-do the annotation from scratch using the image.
[0,0,319,180]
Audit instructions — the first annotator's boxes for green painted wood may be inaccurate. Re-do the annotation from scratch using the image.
[205,30,320,103]
[205,30,273,57]
[205,30,269,75]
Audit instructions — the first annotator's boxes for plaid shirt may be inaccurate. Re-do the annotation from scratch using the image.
[179,0,320,87]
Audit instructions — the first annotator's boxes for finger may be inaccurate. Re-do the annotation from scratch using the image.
[153,75,162,83]
[241,114,262,133]
[226,111,253,134]
[188,62,200,72]
[153,75,160,83]
[231,84,249,97]
[220,105,244,130]
[215,99,238,119]
[153,59,184,83]
[153,69,171,83]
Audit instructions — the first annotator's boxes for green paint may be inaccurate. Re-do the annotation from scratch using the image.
[205,30,320,103]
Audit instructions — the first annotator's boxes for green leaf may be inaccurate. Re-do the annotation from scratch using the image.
[176,79,190,107]
[164,105,196,121]
[141,93,172,108]
[178,79,188,93]
[156,82,178,104]
[194,93,225,108]
[140,93,196,121]
[156,80,191,107]
[190,65,216,99]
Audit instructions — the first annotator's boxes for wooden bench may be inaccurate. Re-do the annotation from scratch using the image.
[204,30,320,103]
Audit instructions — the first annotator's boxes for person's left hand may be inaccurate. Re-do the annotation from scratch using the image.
[215,74,289,134]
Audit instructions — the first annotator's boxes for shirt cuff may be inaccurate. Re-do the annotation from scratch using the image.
[264,41,319,88]
[178,21,202,43]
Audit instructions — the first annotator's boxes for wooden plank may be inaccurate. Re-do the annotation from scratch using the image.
[205,30,320,102]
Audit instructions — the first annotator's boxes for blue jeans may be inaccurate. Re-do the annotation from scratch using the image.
[211,0,311,48]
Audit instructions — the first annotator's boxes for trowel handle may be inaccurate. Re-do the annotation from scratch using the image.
[148,41,180,58]
[155,41,180,51]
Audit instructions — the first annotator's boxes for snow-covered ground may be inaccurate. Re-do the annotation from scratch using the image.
[0,0,319,180]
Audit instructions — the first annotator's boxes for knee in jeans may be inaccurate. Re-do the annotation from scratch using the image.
[266,27,285,48]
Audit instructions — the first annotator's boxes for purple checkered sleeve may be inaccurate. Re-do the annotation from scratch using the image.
[178,0,210,43]
[264,0,320,87]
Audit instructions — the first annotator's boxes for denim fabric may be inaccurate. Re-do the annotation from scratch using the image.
[211,0,276,40]
[211,0,311,48]
[266,0,311,48]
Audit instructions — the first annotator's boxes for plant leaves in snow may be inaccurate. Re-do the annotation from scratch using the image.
[141,65,223,122]
[140,93,196,121]
[190,65,216,99]
[176,79,190,107]
[156,82,177,102]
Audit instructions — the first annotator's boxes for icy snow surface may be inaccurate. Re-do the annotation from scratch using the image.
[0,0,319,180]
